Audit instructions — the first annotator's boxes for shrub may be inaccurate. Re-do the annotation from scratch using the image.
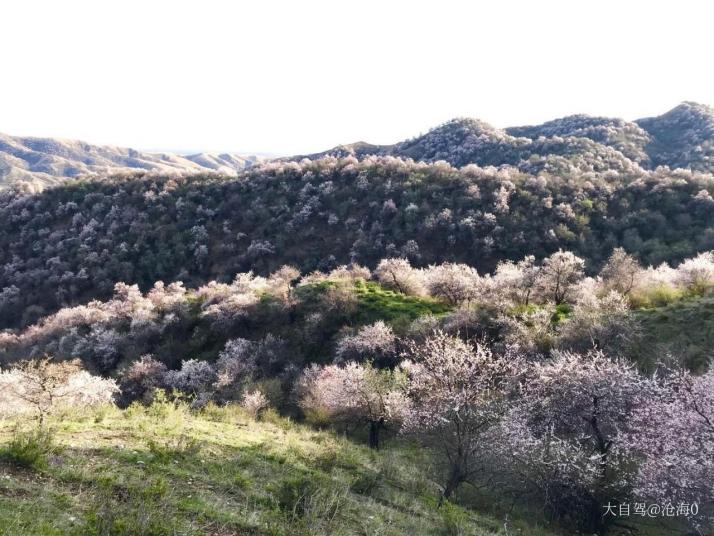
[0,427,56,470]
[273,474,319,518]
[350,469,382,496]
[630,283,683,308]
[241,389,269,419]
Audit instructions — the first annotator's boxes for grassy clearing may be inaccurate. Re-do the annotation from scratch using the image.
[0,401,557,536]
[353,281,451,324]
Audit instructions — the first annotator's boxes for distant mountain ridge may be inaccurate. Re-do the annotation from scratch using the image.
[0,133,265,190]
[3,102,713,190]
[295,102,714,174]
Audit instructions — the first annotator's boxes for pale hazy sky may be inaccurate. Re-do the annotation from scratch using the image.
[2,0,712,155]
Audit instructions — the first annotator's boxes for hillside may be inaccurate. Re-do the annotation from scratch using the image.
[1,155,713,329]
[1,104,714,534]
[0,133,264,191]
[0,401,559,535]
[636,101,714,171]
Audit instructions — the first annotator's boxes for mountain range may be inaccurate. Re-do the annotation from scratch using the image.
[295,101,714,174]
[1,102,713,191]
[0,134,265,191]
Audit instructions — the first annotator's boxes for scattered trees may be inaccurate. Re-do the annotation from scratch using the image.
[1,149,714,331]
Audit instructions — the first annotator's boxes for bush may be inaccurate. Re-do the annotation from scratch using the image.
[241,389,269,419]
[350,469,382,496]
[274,474,318,518]
[630,284,683,308]
[0,427,56,470]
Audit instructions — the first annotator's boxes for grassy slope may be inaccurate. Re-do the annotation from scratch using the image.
[632,295,714,372]
[0,402,558,536]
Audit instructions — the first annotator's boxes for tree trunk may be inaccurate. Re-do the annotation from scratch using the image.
[368,420,382,449]
[438,467,464,507]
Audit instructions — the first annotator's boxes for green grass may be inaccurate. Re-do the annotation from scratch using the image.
[0,402,558,536]
[353,280,451,324]
[631,295,714,372]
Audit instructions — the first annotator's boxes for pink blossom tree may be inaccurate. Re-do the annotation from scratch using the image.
[501,350,645,533]
[118,354,168,405]
[297,361,407,449]
[335,321,397,366]
[629,367,714,529]
[400,331,524,504]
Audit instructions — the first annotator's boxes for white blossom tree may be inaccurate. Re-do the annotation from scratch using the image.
[538,250,586,304]
[492,255,540,306]
[0,357,119,424]
[374,258,424,296]
[556,289,636,353]
[423,263,481,306]
[599,247,642,296]
[675,251,714,294]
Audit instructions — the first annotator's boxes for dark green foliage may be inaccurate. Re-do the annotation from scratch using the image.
[550,303,572,325]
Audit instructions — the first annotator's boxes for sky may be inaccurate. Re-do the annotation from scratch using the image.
[1,0,713,155]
